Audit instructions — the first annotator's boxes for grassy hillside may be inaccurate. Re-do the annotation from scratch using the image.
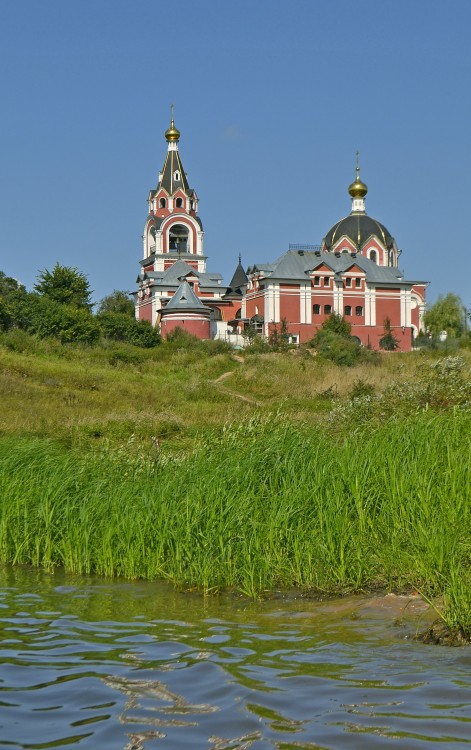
[1,331,471,639]
[2,328,463,454]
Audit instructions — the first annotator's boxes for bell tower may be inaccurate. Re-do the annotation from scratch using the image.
[143,110,206,273]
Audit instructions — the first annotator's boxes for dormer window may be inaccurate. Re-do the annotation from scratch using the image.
[159,197,166,208]
[174,171,180,182]
[355,278,361,288]
[176,198,183,208]
[345,277,352,287]
[314,276,320,286]
[370,250,377,264]
[323,277,330,287]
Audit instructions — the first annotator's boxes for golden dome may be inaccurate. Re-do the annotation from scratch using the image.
[165,117,180,143]
[348,153,368,198]
[348,169,368,198]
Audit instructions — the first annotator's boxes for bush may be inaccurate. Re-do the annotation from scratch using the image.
[97,313,160,348]
[97,290,135,316]
[313,329,364,366]
[165,327,200,346]
[9,293,100,345]
[379,318,399,351]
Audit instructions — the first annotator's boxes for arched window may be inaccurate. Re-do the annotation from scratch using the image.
[313,304,320,315]
[355,306,363,317]
[168,223,189,253]
[324,304,332,315]
[174,171,180,182]
[344,305,352,316]
[389,249,394,266]
[370,250,377,264]
[176,197,183,208]
[159,197,166,208]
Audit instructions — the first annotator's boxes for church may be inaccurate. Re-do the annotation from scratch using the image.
[135,117,427,351]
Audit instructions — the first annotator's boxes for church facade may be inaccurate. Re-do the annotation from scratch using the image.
[135,119,427,351]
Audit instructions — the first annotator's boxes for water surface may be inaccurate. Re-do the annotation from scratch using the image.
[1,567,470,749]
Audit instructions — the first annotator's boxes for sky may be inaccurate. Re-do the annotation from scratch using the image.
[0,0,470,307]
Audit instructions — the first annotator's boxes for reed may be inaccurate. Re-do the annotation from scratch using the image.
[1,409,470,635]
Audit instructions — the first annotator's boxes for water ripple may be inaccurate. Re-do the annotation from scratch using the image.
[0,568,471,748]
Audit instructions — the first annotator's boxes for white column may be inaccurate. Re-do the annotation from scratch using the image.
[404,288,412,327]
[299,283,311,324]
[267,285,277,323]
[197,230,204,256]
[274,283,280,323]
[333,282,343,315]
[400,288,408,328]
[365,284,376,326]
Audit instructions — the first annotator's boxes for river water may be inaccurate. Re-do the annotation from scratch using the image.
[1,567,471,749]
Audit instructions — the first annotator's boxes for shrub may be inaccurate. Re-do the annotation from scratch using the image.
[97,290,135,316]
[319,313,352,338]
[379,317,399,351]
[97,313,161,348]
[350,379,375,400]
[313,329,364,366]
[165,327,200,346]
[9,293,99,345]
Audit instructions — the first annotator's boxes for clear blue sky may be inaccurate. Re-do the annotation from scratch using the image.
[1,0,470,307]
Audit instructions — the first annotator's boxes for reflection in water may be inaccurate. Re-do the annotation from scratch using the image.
[0,566,470,749]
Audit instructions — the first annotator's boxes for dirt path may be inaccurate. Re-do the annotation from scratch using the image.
[211,363,262,406]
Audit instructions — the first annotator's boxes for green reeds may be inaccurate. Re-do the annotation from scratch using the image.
[0,410,470,633]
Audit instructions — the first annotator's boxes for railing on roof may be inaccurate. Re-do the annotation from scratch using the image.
[289,244,322,252]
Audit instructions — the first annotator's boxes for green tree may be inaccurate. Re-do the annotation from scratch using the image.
[0,298,13,330]
[34,263,93,310]
[97,312,161,347]
[424,293,465,338]
[97,290,135,316]
[379,317,399,351]
[0,271,25,301]
[320,313,352,338]
[309,314,371,366]
[11,293,99,344]
[0,271,27,330]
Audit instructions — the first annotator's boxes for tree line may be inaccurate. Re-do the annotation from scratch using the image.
[0,264,160,347]
[0,263,468,350]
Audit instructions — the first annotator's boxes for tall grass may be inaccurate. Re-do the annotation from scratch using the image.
[1,410,470,635]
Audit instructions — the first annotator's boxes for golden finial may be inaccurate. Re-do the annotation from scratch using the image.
[348,151,368,199]
[165,104,181,142]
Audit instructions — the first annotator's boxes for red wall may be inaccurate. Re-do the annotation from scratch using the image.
[137,299,153,323]
[161,316,210,339]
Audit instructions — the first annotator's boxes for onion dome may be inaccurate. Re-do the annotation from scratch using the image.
[165,117,180,143]
[348,161,368,199]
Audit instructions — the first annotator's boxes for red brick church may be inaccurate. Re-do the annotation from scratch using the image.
[135,117,426,351]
